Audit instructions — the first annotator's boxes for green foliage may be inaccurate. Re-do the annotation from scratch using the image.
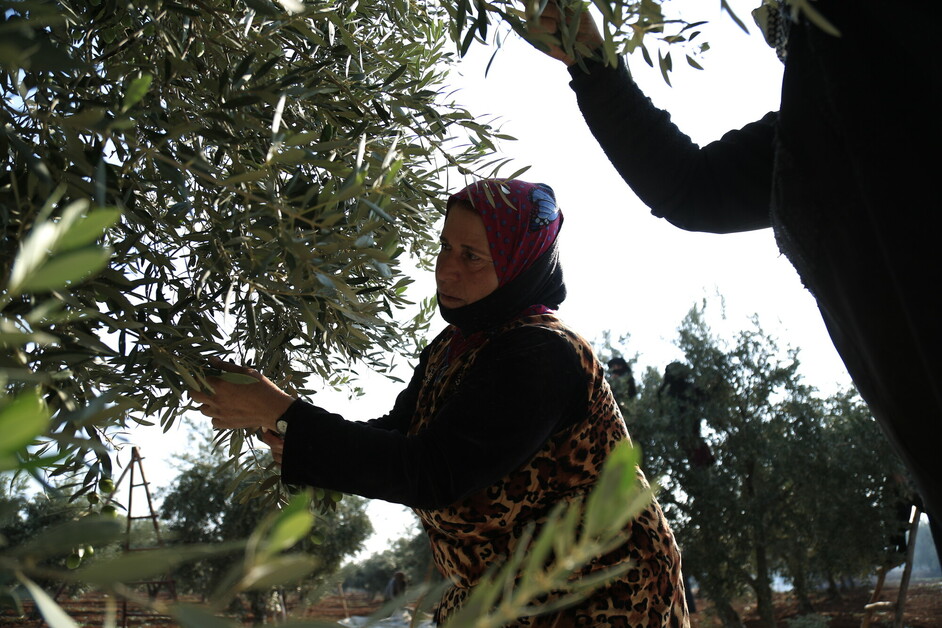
[1,0,503,498]
[160,433,372,615]
[603,301,913,627]
[448,0,712,82]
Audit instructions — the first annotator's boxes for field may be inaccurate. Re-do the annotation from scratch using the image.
[693,578,942,628]
[2,579,940,627]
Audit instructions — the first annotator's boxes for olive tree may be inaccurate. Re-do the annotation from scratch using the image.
[605,303,912,627]
[1,0,511,503]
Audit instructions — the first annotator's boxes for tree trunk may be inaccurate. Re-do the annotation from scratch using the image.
[745,459,776,628]
[787,556,815,613]
[752,543,777,627]
[825,573,840,600]
[713,598,745,628]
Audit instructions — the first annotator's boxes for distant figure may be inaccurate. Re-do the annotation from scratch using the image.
[384,571,407,603]
[659,362,715,468]
[606,356,637,398]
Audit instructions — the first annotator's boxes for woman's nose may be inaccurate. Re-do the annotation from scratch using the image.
[436,251,459,280]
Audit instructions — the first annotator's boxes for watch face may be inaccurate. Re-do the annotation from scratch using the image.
[276,419,288,435]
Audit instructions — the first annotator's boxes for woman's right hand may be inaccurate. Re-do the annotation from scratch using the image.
[259,429,285,465]
[521,1,603,66]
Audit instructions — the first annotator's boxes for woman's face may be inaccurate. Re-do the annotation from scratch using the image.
[435,205,499,308]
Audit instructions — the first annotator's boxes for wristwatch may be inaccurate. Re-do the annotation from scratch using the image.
[275,414,289,436]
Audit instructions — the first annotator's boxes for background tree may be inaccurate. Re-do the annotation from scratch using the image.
[605,302,913,628]
[342,514,438,598]
[771,390,912,605]
[159,429,371,620]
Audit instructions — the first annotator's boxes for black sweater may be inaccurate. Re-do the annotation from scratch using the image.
[280,324,585,509]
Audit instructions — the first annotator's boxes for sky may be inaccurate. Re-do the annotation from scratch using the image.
[126,0,856,559]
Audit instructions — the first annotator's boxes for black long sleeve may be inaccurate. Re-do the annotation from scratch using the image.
[361,346,429,433]
[569,56,776,234]
[279,326,586,509]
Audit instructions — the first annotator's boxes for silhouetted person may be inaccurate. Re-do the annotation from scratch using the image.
[383,571,407,603]
[526,1,941,562]
[659,362,715,468]
[606,357,637,398]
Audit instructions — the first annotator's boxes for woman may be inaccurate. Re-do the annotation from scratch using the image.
[192,179,689,626]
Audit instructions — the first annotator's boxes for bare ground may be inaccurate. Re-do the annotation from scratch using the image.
[2,579,940,627]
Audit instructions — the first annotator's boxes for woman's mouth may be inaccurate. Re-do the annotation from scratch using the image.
[438,293,463,307]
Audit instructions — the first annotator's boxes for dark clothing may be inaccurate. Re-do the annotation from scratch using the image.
[568,0,942,538]
[383,574,406,602]
[280,324,584,509]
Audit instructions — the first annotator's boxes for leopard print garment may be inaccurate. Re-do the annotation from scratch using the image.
[410,314,689,627]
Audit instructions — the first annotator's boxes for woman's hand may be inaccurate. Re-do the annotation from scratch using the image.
[522,1,603,67]
[259,429,285,465]
[189,357,295,433]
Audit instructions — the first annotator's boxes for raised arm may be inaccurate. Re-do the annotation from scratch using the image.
[569,57,776,234]
[524,2,776,233]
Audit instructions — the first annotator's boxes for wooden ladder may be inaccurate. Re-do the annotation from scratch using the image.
[105,446,178,627]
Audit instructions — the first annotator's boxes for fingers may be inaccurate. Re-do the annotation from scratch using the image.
[520,0,602,65]
[259,429,284,447]
[210,356,254,375]
[259,430,284,464]
[189,358,294,432]
[189,389,211,404]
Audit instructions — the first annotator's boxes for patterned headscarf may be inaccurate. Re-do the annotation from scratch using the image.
[440,179,566,336]
[448,179,563,286]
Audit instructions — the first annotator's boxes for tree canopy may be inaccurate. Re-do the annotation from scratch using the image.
[2,0,516,504]
[604,303,914,627]
[159,434,372,620]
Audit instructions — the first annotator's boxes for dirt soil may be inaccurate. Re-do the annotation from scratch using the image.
[2,580,940,626]
[691,578,942,628]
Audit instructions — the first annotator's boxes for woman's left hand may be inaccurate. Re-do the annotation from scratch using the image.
[259,429,285,465]
[189,357,295,432]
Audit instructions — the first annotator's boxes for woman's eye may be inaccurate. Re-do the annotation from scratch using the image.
[464,252,480,262]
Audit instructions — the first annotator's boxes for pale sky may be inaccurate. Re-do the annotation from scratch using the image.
[130,0,855,560]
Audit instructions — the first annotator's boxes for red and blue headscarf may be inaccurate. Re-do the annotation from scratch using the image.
[439,179,566,336]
